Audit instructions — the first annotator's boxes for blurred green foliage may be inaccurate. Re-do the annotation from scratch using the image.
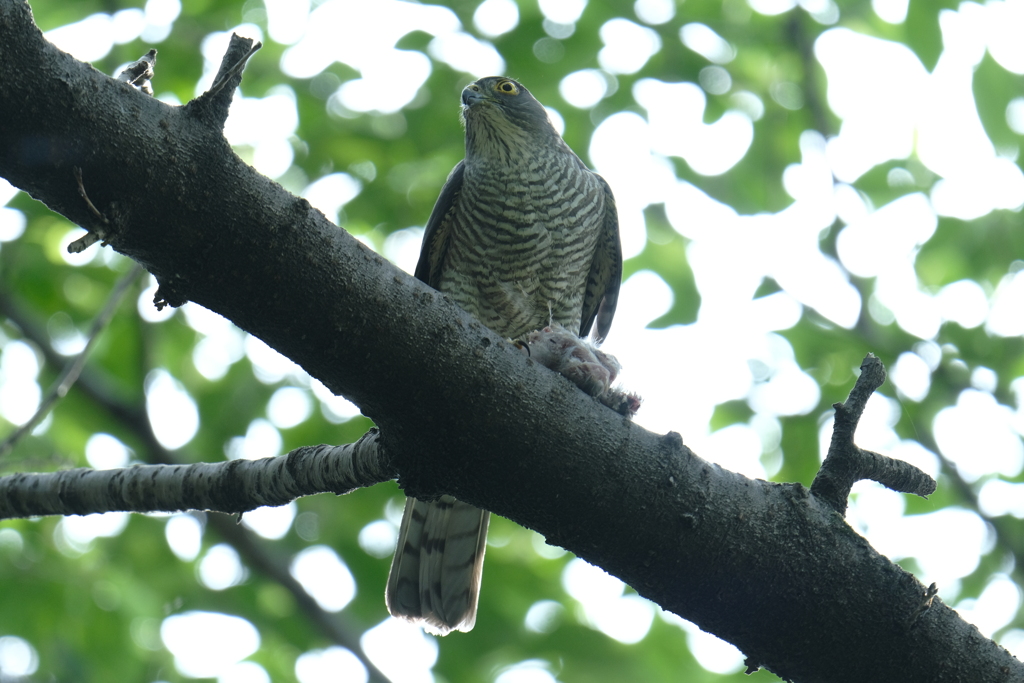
[1,0,1022,681]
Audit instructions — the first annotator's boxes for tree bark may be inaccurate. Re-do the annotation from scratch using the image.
[0,3,1020,681]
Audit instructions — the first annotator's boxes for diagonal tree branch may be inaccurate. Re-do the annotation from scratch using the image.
[206,513,390,683]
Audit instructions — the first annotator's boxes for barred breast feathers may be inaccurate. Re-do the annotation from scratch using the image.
[441,154,606,338]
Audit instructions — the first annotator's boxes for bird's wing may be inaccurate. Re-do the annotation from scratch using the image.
[580,174,622,342]
[414,160,466,288]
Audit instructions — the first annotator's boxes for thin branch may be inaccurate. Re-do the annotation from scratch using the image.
[908,583,939,630]
[207,514,393,683]
[0,289,392,681]
[67,166,108,253]
[70,50,157,253]
[0,430,393,520]
[909,415,1024,589]
[0,264,144,458]
[811,354,937,515]
[73,165,109,225]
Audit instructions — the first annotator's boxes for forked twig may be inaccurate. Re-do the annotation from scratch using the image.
[810,354,937,515]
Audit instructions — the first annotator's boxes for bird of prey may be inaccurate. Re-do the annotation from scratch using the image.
[385,76,622,635]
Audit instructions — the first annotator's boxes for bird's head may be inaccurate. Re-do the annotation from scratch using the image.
[460,77,561,157]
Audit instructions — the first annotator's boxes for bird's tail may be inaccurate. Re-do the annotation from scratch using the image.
[385,495,490,635]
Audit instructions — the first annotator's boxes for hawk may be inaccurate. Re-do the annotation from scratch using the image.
[385,76,622,635]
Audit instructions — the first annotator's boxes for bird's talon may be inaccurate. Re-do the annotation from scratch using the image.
[513,339,531,357]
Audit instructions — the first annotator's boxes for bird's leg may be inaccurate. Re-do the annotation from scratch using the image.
[518,324,641,417]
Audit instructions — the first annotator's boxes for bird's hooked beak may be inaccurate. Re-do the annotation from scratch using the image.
[461,84,487,108]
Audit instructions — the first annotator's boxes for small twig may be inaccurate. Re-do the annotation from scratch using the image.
[70,50,158,254]
[116,48,157,95]
[907,582,939,630]
[0,265,144,458]
[68,166,108,253]
[67,231,101,254]
[73,166,108,225]
[207,40,262,99]
[810,354,937,515]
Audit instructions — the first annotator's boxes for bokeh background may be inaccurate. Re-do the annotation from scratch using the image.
[1,0,1023,681]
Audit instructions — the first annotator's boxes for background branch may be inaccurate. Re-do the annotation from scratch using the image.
[0,285,393,681]
[0,432,392,520]
[0,264,143,458]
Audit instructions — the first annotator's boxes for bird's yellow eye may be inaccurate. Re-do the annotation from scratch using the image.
[495,80,518,95]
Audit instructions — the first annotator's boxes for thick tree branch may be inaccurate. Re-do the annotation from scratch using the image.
[0,4,1019,681]
[0,432,392,519]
